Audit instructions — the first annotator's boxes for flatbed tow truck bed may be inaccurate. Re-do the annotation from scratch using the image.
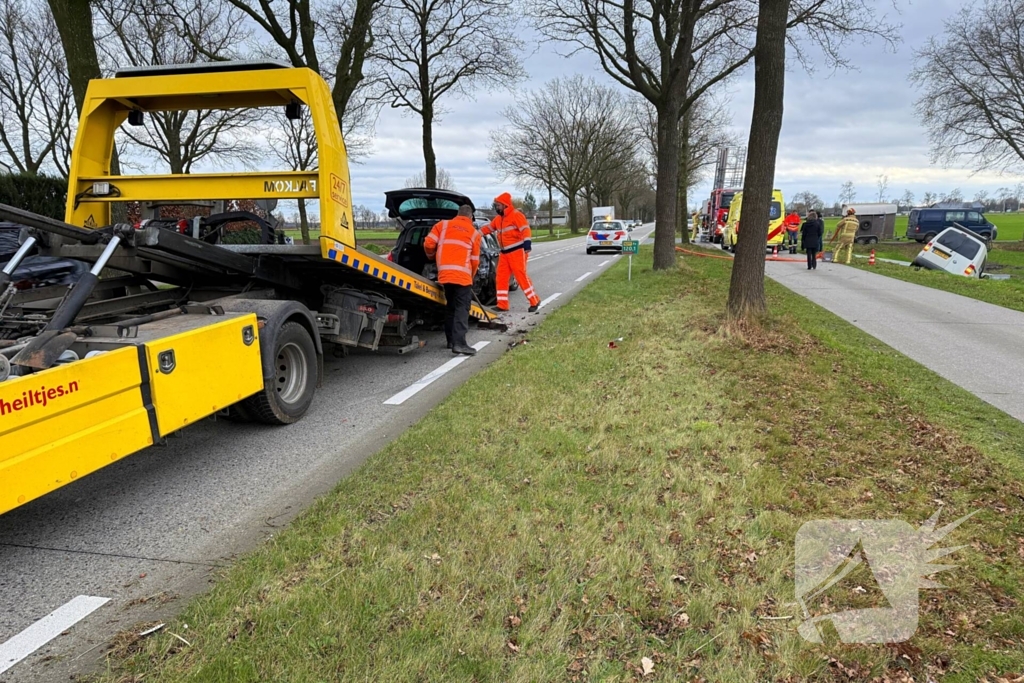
[0,62,498,516]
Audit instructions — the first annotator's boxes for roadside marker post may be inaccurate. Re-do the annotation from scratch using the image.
[621,240,639,280]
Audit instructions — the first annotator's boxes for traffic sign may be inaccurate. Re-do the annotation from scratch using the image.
[621,240,639,254]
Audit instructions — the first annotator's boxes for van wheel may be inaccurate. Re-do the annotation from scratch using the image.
[244,321,317,425]
[923,232,937,242]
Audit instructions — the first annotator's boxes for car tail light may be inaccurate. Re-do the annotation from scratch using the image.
[386,251,393,261]
[923,241,933,252]
[589,232,598,239]
[964,264,976,276]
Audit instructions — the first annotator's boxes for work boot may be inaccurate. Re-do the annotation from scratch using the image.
[528,304,539,313]
[452,344,477,356]
[446,342,453,349]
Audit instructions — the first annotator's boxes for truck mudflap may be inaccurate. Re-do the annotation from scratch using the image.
[0,313,263,515]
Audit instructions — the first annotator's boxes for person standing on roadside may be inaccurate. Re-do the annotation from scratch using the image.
[424,204,481,356]
[784,211,801,252]
[801,211,824,270]
[829,207,859,264]
[480,192,541,312]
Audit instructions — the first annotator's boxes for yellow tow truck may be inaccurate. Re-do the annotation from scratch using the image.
[0,62,498,515]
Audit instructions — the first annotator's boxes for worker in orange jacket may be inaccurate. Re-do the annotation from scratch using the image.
[480,192,541,312]
[424,204,481,355]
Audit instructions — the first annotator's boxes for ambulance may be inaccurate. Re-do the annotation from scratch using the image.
[721,189,786,252]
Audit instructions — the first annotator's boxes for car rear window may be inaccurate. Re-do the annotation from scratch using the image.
[592,222,621,231]
[936,230,981,259]
[399,197,460,214]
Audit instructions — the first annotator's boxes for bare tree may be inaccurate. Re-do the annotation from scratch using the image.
[839,180,856,205]
[789,191,823,214]
[922,191,936,206]
[727,0,789,319]
[93,0,257,174]
[374,0,522,188]
[536,0,897,271]
[899,189,914,211]
[214,0,381,139]
[266,107,319,244]
[404,167,457,190]
[911,0,1024,174]
[942,188,964,204]
[876,173,888,203]
[0,0,75,176]
[490,76,637,233]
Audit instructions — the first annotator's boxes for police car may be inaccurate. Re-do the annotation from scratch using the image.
[586,220,631,254]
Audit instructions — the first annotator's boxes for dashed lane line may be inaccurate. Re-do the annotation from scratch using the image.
[538,292,562,309]
[383,341,491,405]
[1,596,110,674]
[574,272,593,282]
[598,259,611,266]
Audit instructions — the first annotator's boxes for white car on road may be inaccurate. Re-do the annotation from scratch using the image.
[587,220,632,254]
[911,226,987,278]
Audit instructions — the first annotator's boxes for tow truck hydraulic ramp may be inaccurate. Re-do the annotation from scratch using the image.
[0,62,499,515]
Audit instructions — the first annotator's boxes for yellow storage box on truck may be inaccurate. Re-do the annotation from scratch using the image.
[722,189,786,252]
[0,62,498,516]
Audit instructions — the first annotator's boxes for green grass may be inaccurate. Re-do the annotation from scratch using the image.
[823,212,1024,242]
[845,242,1024,313]
[96,251,1024,682]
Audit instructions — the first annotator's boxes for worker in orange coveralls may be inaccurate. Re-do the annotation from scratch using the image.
[480,192,541,313]
[424,204,481,355]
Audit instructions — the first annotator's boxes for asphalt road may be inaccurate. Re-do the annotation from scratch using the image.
[763,257,1024,422]
[0,226,653,682]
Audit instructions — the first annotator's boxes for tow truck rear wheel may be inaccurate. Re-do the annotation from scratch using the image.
[244,321,317,425]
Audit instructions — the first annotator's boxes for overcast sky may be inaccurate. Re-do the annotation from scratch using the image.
[344,0,1022,216]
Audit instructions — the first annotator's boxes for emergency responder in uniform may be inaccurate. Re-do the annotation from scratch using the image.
[829,207,859,264]
[424,204,481,356]
[784,211,801,253]
[480,192,541,312]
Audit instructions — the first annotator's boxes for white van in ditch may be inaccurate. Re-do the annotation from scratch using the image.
[911,226,987,278]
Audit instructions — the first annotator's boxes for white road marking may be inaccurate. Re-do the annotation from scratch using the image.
[0,596,110,674]
[538,292,562,309]
[574,272,593,282]
[383,341,491,405]
[598,259,611,266]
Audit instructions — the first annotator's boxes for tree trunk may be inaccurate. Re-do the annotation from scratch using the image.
[548,184,554,235]
[568,195,578,235]
[653,100,682,270]
[298,198,311,245]
[422,102,436,188]
[329,0,375,134]
[727,0,790,320]
[46,0,99,116]
[584,194,592,233]
[677,107,692,244]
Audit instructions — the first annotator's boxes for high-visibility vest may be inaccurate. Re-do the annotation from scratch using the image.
[424,216,481,286]
[481,193,532,253]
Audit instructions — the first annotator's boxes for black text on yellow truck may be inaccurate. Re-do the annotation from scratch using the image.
[0,62,499,516]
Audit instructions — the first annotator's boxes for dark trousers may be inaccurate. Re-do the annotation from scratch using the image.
[806,248,817,269]
[443,283,473,347]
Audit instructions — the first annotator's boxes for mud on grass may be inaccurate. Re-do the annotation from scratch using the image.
[97,252,1024,682]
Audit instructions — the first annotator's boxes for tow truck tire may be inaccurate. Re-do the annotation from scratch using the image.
[244,321,317,425]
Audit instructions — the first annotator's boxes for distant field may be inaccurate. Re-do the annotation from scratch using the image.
[822,212,1024,242]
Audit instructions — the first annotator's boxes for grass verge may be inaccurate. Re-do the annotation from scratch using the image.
[823,214,1024,241]
[96,250,1024,682]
